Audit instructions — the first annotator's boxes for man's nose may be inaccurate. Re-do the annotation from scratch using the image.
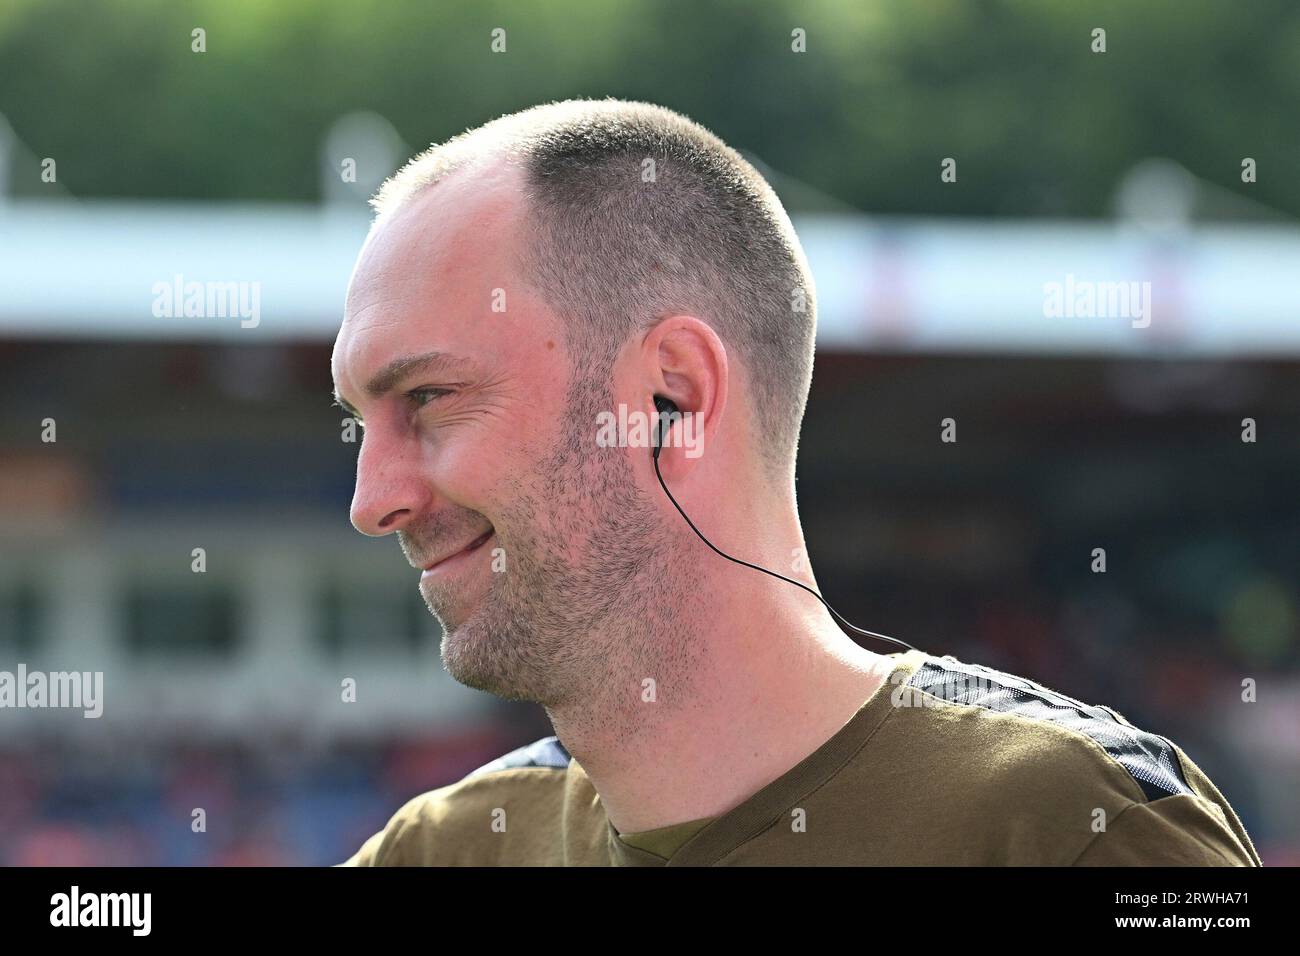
[349,432,429,536]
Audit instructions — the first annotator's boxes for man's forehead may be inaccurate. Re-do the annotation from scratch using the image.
[333,162,546,392]
[348,164,525,308]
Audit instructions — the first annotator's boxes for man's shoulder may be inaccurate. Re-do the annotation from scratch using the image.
[878,651,1260,864]
[890,651,1194,802]
[338,735,574,866]
[466,734,573,775]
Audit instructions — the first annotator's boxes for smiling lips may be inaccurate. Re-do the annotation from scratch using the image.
[422,528,494,574]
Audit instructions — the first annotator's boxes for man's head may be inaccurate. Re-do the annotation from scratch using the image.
[331,98,817,710]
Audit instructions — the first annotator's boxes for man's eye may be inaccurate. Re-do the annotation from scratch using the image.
[409,388,453,409]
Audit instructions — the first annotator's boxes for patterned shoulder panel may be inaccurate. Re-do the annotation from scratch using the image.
[468,735,572,777]
[905,654,1193,802]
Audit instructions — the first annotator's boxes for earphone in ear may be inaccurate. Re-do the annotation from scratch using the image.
[649,394,916,653]
[652,395,679,461]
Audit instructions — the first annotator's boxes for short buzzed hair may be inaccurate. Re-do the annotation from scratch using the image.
[371,98,816,483]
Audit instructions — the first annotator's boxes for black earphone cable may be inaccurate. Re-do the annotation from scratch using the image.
[652,446,916,653]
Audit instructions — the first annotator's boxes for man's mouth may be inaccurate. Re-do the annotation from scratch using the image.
[422,527,495,573]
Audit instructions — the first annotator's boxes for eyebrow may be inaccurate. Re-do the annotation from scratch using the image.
[333,350,475,418]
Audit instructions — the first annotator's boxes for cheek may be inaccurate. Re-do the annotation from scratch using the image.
[425,441,498,510]
[424,424,543,519]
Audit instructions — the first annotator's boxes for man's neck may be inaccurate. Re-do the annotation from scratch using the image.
[546,588,896,835]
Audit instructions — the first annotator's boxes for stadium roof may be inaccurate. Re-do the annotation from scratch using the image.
[2,199,1299,356]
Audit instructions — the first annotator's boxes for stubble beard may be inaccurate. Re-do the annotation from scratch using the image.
[427,376,706,714]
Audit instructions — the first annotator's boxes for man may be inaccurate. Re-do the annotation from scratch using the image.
[332,99,1260,866]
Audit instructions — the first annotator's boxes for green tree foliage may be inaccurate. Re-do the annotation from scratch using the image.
[0,0,1295,216]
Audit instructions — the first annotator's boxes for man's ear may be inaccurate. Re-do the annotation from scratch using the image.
[641,315,727,476]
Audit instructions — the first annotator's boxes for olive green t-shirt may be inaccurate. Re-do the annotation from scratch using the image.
[615,815,716,860]
[340,648,1261,866]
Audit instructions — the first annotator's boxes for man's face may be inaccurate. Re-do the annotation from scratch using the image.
[331,165,681,707]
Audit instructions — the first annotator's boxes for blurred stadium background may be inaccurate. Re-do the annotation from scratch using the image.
[0,0,1296,865]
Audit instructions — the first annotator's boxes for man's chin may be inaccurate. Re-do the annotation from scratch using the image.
[419,575,486,633]
[438,618,529,701]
